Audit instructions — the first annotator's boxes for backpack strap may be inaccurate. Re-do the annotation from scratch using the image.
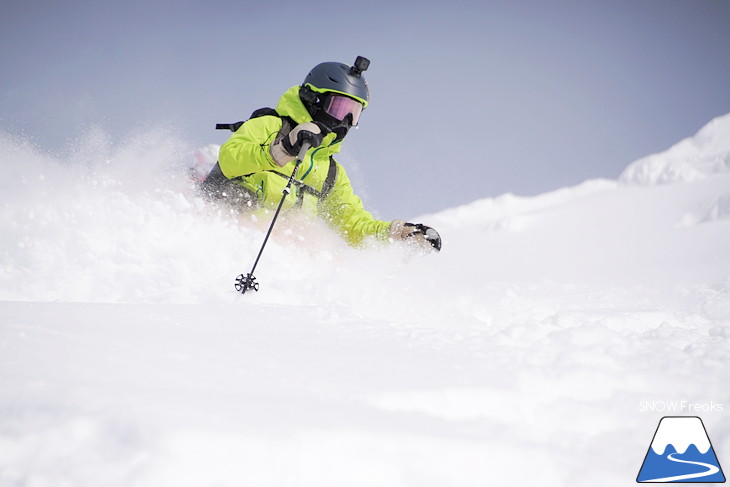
[215,121,244,132]
[265,171,323,199]
[320,156,338,199]
[263,156,337,203]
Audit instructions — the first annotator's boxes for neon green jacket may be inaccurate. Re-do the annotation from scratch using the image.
[218,86,391,246]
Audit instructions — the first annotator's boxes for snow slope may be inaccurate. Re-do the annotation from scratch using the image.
[1,115,729,486]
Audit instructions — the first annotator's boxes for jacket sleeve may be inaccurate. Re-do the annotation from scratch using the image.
[218,116,282,178]
[321,161,392,247]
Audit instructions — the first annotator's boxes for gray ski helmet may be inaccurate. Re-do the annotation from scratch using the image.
[302,56,370,106]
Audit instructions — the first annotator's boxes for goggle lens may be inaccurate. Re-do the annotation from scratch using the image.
[323,94,363,125]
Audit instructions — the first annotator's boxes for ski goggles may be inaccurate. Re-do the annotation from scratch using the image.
[323,94,363,126]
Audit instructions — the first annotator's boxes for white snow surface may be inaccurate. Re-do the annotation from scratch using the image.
[1,118,729,486]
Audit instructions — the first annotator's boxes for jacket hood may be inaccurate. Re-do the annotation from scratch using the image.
[276,85,342,152]
[276,86,313,124]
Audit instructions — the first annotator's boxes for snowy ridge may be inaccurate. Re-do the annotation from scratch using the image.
[1,117,730,486]
[620,113,730,185]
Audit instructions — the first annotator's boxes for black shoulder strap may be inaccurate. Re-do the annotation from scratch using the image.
[215,121,244,132]
[320,157,338,199]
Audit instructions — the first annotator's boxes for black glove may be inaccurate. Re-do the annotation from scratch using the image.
[389,220,442,252]
[271,122,328,166]
[283,122,327,156]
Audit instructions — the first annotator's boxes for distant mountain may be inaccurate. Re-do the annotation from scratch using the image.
[620,113,730,185]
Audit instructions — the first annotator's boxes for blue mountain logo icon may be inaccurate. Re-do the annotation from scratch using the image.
[637,416,726,483]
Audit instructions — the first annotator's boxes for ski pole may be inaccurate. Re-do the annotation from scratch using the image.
[234,141,311,294]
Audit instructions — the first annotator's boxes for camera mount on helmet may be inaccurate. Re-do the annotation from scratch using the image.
[349,56,370,77]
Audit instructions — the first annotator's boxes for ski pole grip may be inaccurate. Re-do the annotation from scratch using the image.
[296,141,311,164]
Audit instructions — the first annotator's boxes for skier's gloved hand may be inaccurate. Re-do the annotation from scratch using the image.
[270,122,327,167]
[389,220,442,252]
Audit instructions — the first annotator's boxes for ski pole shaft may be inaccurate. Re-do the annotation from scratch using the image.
[236,142,311,294]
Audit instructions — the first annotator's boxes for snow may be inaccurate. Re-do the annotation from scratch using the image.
[650,417,711,455]
[1,115,729,486]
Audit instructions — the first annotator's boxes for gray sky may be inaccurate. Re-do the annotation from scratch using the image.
[2,0,729,219]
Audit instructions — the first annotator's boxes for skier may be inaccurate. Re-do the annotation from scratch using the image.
[202,56,441,252]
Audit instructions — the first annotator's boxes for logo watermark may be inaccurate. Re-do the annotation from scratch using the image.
[639,400,724,413]
[637,416,726,483]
